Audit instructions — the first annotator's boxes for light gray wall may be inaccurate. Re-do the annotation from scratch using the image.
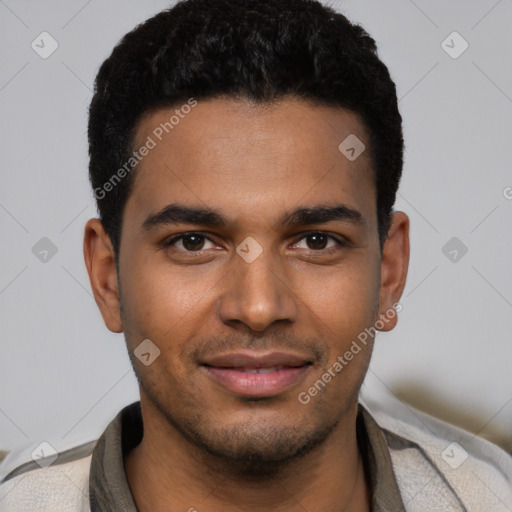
[0,0,511,456]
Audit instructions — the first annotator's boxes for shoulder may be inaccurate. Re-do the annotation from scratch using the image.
[0,440,96,512]
[362,398,512,510]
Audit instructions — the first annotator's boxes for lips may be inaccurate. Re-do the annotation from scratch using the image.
[201,351,313,397]
[234,366,288,374]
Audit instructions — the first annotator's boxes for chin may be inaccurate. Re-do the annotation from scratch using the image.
[174,410,341,478]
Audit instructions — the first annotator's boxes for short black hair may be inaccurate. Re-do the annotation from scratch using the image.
[88,0,403,260]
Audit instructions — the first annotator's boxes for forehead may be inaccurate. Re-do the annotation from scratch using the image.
[127,97,376,231]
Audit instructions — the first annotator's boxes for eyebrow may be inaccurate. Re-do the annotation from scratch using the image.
[141,203,363,232]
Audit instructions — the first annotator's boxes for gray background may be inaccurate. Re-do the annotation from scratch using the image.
[0,0,511,459]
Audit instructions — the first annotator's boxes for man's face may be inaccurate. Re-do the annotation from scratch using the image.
[113,98,390,465]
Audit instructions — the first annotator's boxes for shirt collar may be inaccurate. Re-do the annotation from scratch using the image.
[89,401,405,511]
[89,402,141,512]
[357,405,406,511]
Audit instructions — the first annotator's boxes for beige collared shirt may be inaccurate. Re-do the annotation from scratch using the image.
[88,401,406,511]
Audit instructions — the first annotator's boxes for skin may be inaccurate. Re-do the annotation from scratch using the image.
[84,97,409,512]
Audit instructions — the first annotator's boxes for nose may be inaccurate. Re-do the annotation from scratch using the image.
[217,243,299,332]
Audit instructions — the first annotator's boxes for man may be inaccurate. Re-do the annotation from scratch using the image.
[0,0,511,510]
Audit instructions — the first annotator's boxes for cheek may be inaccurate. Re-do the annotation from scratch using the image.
[120,259,204,337]
[298,261,380,336]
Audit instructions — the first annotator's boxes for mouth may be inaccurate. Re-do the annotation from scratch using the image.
[200,351,314,397]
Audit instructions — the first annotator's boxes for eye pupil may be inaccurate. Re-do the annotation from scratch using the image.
[183,234,204,251]
[307,233,327,250]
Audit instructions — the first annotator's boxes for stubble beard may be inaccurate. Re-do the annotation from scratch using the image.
[139,375,347,480]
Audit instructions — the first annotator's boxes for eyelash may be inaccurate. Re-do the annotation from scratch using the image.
[164,231,347,255]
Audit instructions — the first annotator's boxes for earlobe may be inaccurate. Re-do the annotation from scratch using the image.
[83,218,123,333]
[377,211,410,332]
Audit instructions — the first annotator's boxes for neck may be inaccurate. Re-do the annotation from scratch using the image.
[125,399,371,512]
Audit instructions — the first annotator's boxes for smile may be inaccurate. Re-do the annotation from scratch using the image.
[200,351,313,397]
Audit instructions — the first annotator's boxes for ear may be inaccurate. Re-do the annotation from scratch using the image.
[83,218,123,333]
[377,211,410,331]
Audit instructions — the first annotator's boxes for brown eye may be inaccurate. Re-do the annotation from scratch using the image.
[294,232,345,252]
[181,234,205,250]
[166,233,216,252]
[306,233,328,250]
